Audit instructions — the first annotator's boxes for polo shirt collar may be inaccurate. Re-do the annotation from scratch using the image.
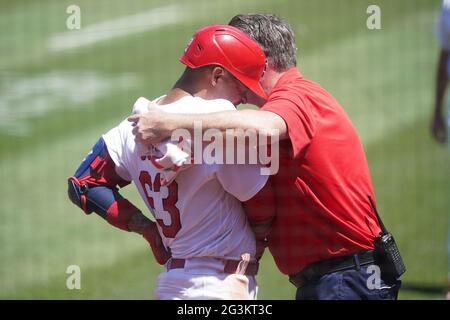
[268,68,302,97]
[275,67,303,86]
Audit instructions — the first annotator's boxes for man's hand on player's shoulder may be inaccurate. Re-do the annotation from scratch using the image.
[128,109,174,145]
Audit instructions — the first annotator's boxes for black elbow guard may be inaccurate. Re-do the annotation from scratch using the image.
[68,176,93,214]
[68,138,131,219]
[68,138,108,214]
[68,175,122,218]
[68,137,116,215]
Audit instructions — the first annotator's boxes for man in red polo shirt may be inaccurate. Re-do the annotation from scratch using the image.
[128,14,403,300]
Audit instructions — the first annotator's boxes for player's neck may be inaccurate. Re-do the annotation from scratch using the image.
[157,87,193,105]
[160,70,210,104]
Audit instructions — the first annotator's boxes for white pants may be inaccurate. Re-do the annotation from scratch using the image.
[154,258,258,300]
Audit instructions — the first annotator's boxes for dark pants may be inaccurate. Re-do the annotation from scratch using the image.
[295,265,401,300]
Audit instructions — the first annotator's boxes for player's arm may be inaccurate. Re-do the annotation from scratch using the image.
[242,178,276,261]
[128,108,288,145]
[67,137,170,264]
[432,49,449,144]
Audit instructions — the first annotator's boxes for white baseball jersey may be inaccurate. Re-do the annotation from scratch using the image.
[102,96,268,261]
[437,1,450,66]
[437,1,450,140]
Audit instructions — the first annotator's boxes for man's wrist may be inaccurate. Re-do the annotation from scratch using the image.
[170,113,191,134]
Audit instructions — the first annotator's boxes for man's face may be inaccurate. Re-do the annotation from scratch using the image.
[212,69,249,106]
[260,73,273,97]
[207,67,267,107]
[241,89,267,108]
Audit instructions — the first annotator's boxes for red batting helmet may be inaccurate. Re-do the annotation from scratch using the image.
[180,24,267,99]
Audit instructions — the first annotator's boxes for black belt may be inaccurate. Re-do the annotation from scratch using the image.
[289,250,377,288]
[168,258,260,276]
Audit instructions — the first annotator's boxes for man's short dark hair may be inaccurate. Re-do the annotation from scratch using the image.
[229,14,297,72]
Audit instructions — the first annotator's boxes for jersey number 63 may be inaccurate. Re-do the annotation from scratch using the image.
[138,171,181,238]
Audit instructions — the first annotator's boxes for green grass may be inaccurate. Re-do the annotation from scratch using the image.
[0,0,448,299]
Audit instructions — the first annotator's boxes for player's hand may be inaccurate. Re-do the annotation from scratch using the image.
[431,111,447,144]
[142,222,171,265]
[128,110,173,145]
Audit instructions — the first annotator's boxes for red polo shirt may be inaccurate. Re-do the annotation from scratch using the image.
[261,68,381,275]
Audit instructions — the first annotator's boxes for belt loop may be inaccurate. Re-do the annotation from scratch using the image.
[236,253,251,275]
[353,254,361,271]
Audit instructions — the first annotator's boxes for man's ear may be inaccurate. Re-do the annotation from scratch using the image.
[210,66,225,87]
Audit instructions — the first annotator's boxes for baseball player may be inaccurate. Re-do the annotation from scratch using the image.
[68,25,273,300]
[434,1,450,300]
